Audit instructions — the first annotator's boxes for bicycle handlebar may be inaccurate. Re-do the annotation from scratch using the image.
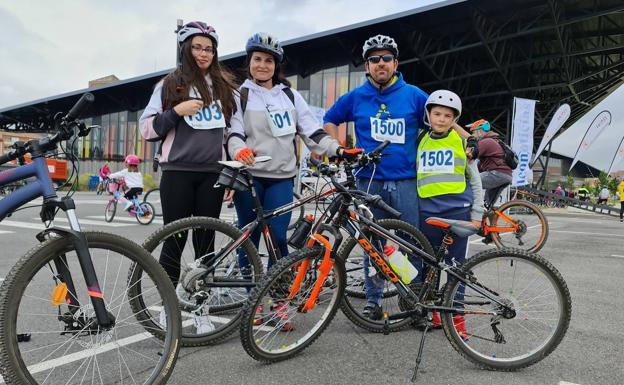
[0,93,94,166]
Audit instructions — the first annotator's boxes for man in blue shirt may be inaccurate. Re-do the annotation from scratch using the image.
[323,34,428,323]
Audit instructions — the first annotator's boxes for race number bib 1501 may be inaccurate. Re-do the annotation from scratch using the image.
[418,148,455,173]
[266,109,296,137]
[184,100,226,130]
[370,117,405,144]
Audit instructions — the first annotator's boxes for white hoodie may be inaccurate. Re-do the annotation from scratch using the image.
[227,79,340,179]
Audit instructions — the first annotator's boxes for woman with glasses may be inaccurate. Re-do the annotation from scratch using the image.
[139,21,238,334]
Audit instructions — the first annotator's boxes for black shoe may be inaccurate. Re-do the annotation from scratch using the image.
[362,303,383,321]
[482,233,493,245]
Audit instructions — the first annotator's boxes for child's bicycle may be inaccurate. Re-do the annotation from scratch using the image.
[478,184,549,252]
[0,93,181,385]
[104,179,155,225]
[95,176,111,195]
[239,156,571,381]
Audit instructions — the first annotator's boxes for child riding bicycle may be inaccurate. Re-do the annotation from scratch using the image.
[109,155,144,211]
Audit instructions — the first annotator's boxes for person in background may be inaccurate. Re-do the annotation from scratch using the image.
[108,155,143,211]
[597,185,609,205]
[618,179,624,222]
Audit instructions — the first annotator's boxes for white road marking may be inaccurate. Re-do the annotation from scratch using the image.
[86,215,163,224]
[47,217,135,227]
[609,254,624,258]
[559,381,582,385]
[0,230,14,234]
[0,220,70,230]
[550,230,622,237]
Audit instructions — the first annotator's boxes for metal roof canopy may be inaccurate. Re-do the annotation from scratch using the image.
[1,0,623,151]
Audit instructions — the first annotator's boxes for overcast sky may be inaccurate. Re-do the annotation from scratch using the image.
[0,0,445,109]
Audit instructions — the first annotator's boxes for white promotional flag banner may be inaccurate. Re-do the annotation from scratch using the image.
[533,103,570,163]
[570,110,612,170]
[607,136,624,176]
[511,97,536,187]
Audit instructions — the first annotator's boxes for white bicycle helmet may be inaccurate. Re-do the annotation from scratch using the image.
[424,90,462,125]
[246,32,284,62]
[362,34,399,59]
[178,21,219,48]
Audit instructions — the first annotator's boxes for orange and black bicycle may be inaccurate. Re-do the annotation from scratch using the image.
[239,155,570,380]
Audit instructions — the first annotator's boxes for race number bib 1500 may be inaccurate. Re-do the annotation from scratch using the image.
[418,148,455,173]
[266,109,296,137]
[370,117,405,144]
[184,100,226,130]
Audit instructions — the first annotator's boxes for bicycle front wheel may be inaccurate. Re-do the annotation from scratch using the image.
[240,246,345,362]
[0,231,181,385]
[441,248,571,371]
[339,219,434,333]
[136,202,156,225]
[141,216,262,346]
[104,200,116,222]
[491,200,548,252]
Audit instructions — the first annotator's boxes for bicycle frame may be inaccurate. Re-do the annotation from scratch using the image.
[0,156,113,326]
[480,208,519,236]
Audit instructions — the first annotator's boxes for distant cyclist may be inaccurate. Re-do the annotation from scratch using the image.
[108,155,143,211]
[468,119,512,206]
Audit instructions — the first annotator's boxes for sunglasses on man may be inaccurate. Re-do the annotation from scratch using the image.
[367,54,395,64]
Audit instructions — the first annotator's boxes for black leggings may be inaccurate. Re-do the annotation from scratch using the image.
[620,201,624,220]
[158,170,224,285]
[124,187,143,201]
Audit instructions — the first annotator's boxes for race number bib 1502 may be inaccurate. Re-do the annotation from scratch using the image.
[418,148,455,173]
[266,109,296,137]
[370,117,405,144]
[184,100,226,130]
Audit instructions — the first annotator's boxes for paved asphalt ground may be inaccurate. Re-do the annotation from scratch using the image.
[0,192,622,385]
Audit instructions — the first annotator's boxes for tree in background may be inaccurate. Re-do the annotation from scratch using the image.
[565,175,575,192]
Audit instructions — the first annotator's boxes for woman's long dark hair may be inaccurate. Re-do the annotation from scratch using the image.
[162,38,238,122]
[244,52,291,88]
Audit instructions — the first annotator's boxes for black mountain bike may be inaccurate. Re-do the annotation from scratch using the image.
[0,93,181,385]
[239,157,572,381]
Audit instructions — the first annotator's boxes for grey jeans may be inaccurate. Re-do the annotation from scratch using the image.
[480,170,513,206]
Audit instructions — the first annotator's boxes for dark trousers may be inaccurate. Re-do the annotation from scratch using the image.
[158,170,224,285]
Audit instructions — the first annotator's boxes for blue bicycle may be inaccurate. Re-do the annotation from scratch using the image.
[0,93,180,385]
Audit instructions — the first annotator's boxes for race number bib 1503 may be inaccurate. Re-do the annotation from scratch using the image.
[266,109,296,137]
[370,117,405,144]
[418,148,455,173]
[184,100,226,130]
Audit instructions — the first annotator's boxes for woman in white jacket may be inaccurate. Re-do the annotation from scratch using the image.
[227,32,358,267]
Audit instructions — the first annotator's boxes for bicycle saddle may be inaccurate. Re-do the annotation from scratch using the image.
[218,155,272,169]
[425,217,479,238]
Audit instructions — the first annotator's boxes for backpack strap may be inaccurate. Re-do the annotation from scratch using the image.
[282,87,296,108]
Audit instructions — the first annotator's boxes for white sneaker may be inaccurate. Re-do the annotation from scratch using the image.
[193,311,215,334]
[159,310,167,328]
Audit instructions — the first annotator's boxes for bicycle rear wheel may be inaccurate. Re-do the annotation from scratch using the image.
[136,202,156,225]
[0,231,181,385]
[240,246,345,362]
[339,219,434,333]
[491,200,548,252]
[104,200,116,222]
[441,248,571,371]
[141,216,262,346]
[143,188,162,217]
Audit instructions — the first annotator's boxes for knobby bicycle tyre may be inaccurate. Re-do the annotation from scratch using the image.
[0,231,181,385]
[141,216,263,347]
[240,246,345,362]
[491,200,549,253]
[441,248,571,371]
[338,219,434,333]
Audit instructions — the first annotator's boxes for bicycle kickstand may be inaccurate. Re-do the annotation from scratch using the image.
[411,323,430,382]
